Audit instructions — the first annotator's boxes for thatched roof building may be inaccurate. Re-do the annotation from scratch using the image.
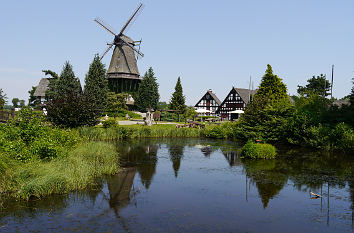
[33,78,50,98]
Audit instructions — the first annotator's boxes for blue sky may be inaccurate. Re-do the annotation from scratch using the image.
[0,0,353,105]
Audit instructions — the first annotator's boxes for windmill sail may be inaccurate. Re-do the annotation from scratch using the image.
[94,3,144,94]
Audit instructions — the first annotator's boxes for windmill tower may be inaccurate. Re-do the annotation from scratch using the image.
[95,3,144,93]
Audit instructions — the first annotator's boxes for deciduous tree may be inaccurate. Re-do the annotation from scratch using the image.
[19,100,25,108]
[105,92,128,113]
[297,74,331,97]
[12,98,19,108]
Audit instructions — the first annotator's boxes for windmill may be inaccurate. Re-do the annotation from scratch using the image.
[94,3,144,93]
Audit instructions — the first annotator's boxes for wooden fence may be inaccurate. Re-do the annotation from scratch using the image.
[0,110,15,123]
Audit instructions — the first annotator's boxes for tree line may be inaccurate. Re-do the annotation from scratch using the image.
[204,64,354,153]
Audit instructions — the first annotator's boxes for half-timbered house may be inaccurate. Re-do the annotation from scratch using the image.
[216,87,257,121]
[194,89,222,116]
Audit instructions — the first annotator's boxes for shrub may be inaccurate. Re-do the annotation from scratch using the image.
[102,118,118,128]
[46,93,100,128]
[203,122,236,139]
[0,108,80,162]
[329,123,354,153]
[241,141,277,159]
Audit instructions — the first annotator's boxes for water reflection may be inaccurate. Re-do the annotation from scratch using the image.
[107,168,137,210]
[117,140,158,189]
[242,159,287,208]
[221,149,242,166]
[168,144,184,177]
[200,145,215,157]
[1,139,353,232]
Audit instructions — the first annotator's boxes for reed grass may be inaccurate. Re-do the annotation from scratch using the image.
[0,142,119,200]
[241,141,277,159]
[77,124,204,141]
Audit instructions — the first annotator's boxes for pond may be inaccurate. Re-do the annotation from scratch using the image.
[1,138,353,232]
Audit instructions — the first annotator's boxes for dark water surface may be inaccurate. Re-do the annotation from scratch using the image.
[1,138,354,233]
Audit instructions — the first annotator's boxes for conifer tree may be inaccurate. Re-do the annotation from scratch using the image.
[28,86,38,107]
[55,61,82,97]
[169,77,186,113]
[136,67,159,112]
[42,70,59,99]
[256,64,288,101]
[0,88,7,110]
[350,77,354,106]
[84,54,108,112]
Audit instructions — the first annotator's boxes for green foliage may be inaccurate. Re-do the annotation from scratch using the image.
[203,122,236,139]
[105,92,128,113]
[54,62,82,98]
[0,142,118,200]
[42,70,59,99]
[237,97,294,142]
[136,67,159,112]
[351,77,354,106]
[46,61,103,128]
[329,123,354,152]
[0,99,4,111]
[285,93,354,152]
[241,141,277,159]
[0,107,80,162]
[297,74,331,97]
[102,118,118,128]
[19,100,25,107]
[84,54,108,114]
[169,77,186,113]
[183,106,198,120]
[77,124,203,141]
[256,64,288,101]
[28,86,38,108]
[46,93,100,128]
[157,101,168,110]
[0,88,7,110]
[12,98,19,108]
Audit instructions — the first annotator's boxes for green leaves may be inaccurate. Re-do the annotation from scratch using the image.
[256,64,288,101]
[1,107,80,162]
[0,88,7,110]
[105,92,128,113]
[46,57,107,128]
[297,74,331,97]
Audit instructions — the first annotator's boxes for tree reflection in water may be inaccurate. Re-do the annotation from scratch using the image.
[106,168,137,232]
[117,140,158,189]
[168,144,184,177]
[1,139,353,232]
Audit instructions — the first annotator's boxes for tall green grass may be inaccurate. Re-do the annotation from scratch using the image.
[241,141,277,159]
[0,142,119,200]
[77,124,203,141]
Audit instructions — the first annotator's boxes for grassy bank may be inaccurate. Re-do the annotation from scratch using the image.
[78,124,204,141]
[0,141,118,201]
